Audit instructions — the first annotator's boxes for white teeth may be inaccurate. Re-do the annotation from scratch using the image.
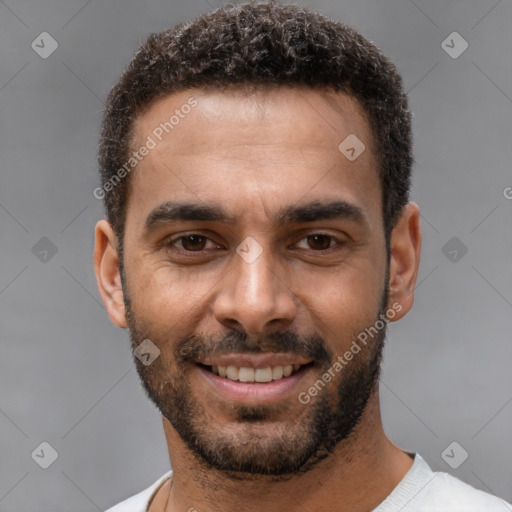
[210,364,305,382]
[272,366,284,380]
[238,367,254,382]
[283,364,293,377]
[254,367,273,382]
[226,365,239,380]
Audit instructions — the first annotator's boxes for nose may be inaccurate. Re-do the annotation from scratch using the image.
[212,245,297,335]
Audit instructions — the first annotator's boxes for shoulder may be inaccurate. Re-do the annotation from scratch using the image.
[104,470,173,512]
[419,469,512,510]
[396,454,512,512]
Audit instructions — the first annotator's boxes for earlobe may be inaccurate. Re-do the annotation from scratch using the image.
[387,202,422,322]
[93,219,128,328]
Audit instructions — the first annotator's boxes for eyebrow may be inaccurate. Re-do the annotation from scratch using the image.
[144,202,236,234]
[277,199,366,225]
[143,199,367,235]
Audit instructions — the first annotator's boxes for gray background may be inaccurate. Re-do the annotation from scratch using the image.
[1,0,511,510]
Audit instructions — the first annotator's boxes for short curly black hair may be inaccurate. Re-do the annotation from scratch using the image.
[97,0,412,252]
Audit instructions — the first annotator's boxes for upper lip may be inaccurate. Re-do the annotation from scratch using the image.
[196,353,313,369]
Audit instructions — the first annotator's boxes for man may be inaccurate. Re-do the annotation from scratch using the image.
[93,2,511,511]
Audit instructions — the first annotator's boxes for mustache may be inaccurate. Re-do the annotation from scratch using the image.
[176,329,332,366]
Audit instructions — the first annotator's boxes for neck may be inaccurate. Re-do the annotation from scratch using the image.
[158,386,413,512]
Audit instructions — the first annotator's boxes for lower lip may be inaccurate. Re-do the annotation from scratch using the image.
[197,364,313,402]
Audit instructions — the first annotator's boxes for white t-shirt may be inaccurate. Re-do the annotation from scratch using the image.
[104,454,512,512]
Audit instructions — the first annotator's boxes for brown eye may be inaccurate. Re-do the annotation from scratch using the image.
[180,234,207,251]
[164,233,223,256]
[306,234,334,250]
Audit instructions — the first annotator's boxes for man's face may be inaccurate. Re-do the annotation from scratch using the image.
[119,87,390,477]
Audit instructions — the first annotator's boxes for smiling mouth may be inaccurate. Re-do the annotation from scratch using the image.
[197,362,314,383]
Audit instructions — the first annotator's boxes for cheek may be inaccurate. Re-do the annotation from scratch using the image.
[128,264,216,343]
[297,266,384,344]
[134,260,211,307]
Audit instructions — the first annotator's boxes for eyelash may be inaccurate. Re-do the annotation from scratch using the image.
[164,232,345,254]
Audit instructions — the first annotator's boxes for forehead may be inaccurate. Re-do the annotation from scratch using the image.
[127,86,381,231]
[134,86,374,156]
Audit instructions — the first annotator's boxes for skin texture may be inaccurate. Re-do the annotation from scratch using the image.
[94,86,421,512]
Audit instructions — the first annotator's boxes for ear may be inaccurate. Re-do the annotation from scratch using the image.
[93,219,127,328]
[387,202,422,322]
